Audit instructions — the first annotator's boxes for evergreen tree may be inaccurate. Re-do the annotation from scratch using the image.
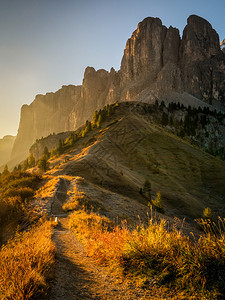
[43,146,50,159]
[161,112,169,126]
[38,155,50,172]
[22,159,29,171]
[28,153,36,167]
[155,99,159,108]
[2,165,9,176]
[57,139,63,155]
[96,114,102,128]
[160,100,165,109]
[143,180,152,200]
[86,120,92,132]
[92,110,99,125]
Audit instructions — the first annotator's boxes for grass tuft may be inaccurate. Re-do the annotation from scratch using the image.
[69,210,225,298]
[0,220,55,299]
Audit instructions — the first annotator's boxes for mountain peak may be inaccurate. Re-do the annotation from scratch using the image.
[10,15,225,166]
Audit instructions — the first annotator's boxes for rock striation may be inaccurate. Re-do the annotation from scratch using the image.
[11,15,225,164]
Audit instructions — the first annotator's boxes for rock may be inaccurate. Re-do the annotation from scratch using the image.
[120,17,167,83]
[221,39,225,52]
[11,85,82,161]
[10,15,225,165]
[181,15,220,63]
[0,135,16,167]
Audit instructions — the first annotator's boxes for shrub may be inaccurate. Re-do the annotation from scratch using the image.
[203,207,212,219]
[151,192,164,212]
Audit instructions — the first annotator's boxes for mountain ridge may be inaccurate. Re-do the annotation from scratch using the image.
[10,14,225,166]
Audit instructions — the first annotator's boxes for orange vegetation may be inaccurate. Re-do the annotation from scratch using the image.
[0,220,55,299]
[69,210,225,299]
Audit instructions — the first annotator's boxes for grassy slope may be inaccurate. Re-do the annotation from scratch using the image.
[45,102,225,223]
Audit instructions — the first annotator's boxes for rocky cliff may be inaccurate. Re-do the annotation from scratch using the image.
[11,15,225,164]
[0,135,16,167]
[221,39,225,52]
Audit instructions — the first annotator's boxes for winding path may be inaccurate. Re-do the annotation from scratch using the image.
[48,177,156,299]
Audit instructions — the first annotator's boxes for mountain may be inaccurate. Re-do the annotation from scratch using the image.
[0,135,16,167]
[11,15,225,165]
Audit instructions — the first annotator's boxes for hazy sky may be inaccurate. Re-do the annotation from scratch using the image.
[0,0,225,138]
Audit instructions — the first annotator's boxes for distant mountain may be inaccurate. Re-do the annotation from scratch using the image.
[10,15,225,166]
[0,135,16,167]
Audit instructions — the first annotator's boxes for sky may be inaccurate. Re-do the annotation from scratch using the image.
[0,0,225,139]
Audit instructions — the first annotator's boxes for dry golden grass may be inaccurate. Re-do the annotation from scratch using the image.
[62,183,85,212]
[0,220,55,299]
[69,210,225,299]
[35,176,60,198]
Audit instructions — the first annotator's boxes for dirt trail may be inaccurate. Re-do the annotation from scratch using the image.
[49,218,153,300]
[48,178,155,299]
[51,177,69,217]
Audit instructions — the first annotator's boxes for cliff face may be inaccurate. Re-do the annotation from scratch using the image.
[11,15,225,163]
[11,85,82,161]
[120,15,225,102]
[221,39,225,52]
[0,135,16,167]
[11,69,120,161]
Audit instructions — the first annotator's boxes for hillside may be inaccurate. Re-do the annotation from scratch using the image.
[1,102,225,299]
[32,102,225,223]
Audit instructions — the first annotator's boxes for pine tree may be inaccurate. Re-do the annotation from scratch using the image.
[43,146,50,159]
[22,159,29,171]
[143,180,152,200]
[96,114,102,128]
[2,165,9,176]
[28,153,36,167]
[162,112,169,126]
[57,139,63,155]
[38,155,50,172]
[92,110,99,125]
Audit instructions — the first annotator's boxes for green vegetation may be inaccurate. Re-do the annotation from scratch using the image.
[151,192,164,212]
[43,146,50,159]
[203,207,213,219]
[2,165,9,176]
[70,209,225,299]
[38,155,50,172]
[46,103,115,158]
